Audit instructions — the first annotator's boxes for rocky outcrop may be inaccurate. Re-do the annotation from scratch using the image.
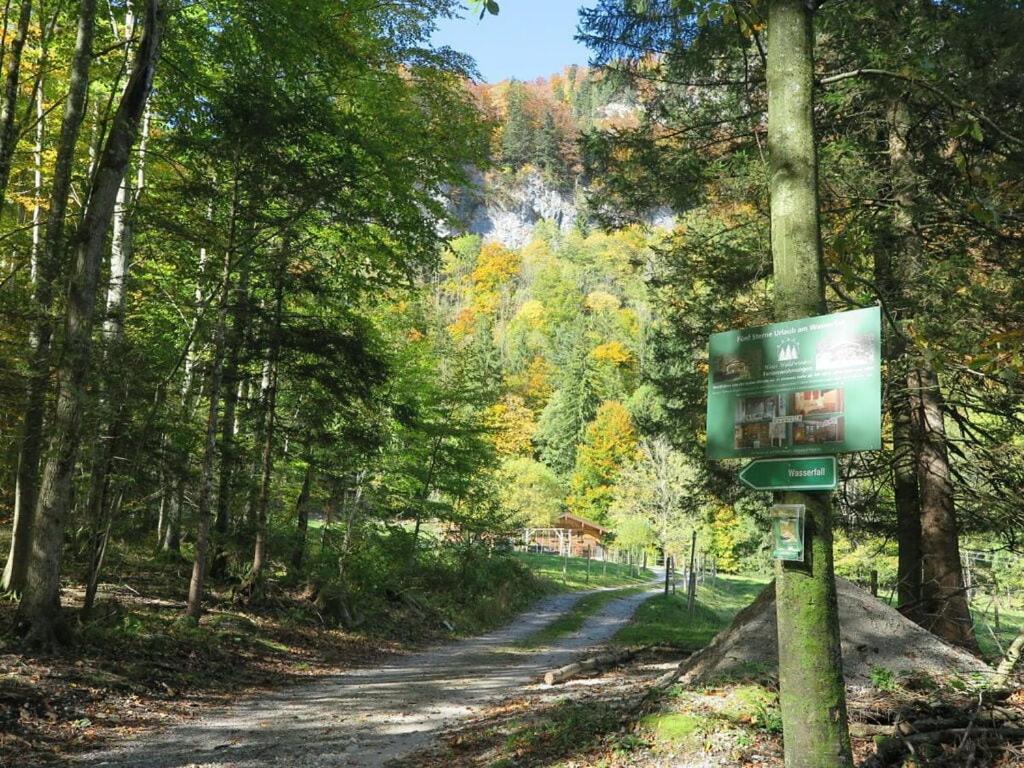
[445,167,675,249]
[447,168,577,248]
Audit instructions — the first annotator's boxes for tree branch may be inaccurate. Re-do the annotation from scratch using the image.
[818,68,1024,149]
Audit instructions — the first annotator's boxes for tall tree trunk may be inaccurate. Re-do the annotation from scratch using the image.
[878,98,923,619]
[249,263,284,588]
[889,80,975,653]
[336,473,363,581]
[29,72,44,279]
[17,0,163,646]
[892,385,922,615]
[411,430,446,553]
[3,73,43,592]
[161,481,182,552]
[242,353,270,531]
[4,0,98,594]
[185,332,224,621]
[883,91,973,648]
[0,0,32,209]
[290,462,314,574]
[82,18,147,617]
[210,263,250,578]
[766,1,852,765]
[185,172,240,622]
[910,366,978,651]
[167,231,213,560]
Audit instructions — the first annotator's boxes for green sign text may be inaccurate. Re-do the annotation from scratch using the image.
[739,457,837,491]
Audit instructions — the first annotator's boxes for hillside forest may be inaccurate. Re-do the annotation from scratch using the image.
[0,0,1023,765]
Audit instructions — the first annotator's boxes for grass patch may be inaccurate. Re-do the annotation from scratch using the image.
[614,574,768,651]
[870,666,899,692]
[514,551,652,590]
[721,684,783,733]
[972,601,1024,663]
[517,586,648,648]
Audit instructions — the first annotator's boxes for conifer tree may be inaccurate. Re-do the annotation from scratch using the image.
[534,110,565,183]
[501,80,534,168]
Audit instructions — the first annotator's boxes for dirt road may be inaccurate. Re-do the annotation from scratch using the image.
[77,584,658,767]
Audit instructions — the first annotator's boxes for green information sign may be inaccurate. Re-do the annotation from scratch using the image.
[706,306,881,460]
[739,456,837,491]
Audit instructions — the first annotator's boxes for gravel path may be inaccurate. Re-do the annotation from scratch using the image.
[76,583,658,768]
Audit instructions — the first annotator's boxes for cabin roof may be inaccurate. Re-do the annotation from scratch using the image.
[555,513,610,535]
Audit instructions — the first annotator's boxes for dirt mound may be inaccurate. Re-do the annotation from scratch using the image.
[680,578,993,688]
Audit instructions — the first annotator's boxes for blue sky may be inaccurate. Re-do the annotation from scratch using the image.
[432,1,592,83]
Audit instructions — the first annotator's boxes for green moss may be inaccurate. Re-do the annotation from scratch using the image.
[254,637,291,653]
[722,684,783,734]
[639,713,704,744]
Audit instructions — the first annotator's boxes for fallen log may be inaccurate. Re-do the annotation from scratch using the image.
[994,629,1024,689]
[848,708,1024,739]
[543,649,635,686]
[903,726,1024,745]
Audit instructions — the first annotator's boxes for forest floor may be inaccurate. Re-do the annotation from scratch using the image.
[0,581,402,767]
[400,578,1024,768]
[0,545,655,768]
[0,545,649,767]
[5,567,1021,767]
[59,582,661,767]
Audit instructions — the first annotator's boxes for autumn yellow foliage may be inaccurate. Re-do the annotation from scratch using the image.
[486,395,537,457]
[507,355,555,409]
[569,401,638,521]
[449,306,477,338]
[585,290,621,313]
[471,241,521,291]
[514,299,547,330]
[591,340,634,367]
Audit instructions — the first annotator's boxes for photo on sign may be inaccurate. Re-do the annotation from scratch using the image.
[735,422,770,449]
[794,416,845,445]
[711,349,762,383]
[733,394,786,449]
[790,388,844,416]
[815,334,874,371]
[790,388,845,446]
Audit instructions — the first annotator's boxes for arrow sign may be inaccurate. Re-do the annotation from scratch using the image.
[739,456,837,491]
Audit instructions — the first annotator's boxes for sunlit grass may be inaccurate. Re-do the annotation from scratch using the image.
[972,600,1024,663]
[614,574,769,650]
[516,586,649,648]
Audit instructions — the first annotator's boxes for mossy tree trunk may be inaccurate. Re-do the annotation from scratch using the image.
[767,1,853,766]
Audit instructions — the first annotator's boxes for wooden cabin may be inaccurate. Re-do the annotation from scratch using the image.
[524,513,610,559]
